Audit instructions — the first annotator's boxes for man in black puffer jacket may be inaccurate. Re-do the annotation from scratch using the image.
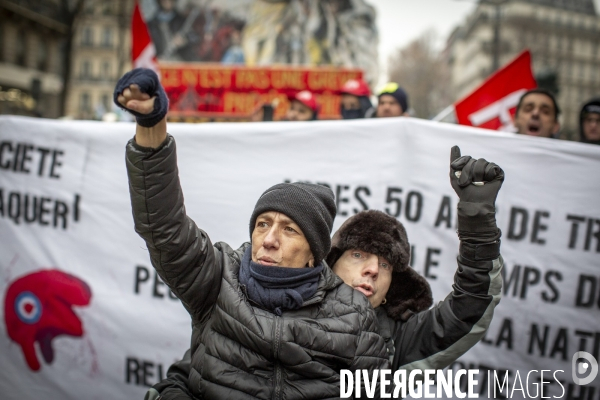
[147,149,505,400]
[114,68,389,400]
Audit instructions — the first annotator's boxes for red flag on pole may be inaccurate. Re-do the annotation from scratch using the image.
[454,50,537,131]
[131,1,159,73]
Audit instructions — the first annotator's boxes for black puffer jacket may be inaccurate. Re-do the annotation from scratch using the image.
[150,241,503,400]
[376,241,503,372]
[126,135,389,400]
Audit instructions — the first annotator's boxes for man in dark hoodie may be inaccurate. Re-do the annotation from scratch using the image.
[579,97,600,145]
[147,147,505,400]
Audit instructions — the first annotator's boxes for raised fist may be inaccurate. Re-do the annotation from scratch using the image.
[117,83,155,115]
[449,146,505,239]
[449,146,504,207]
[113,68,168,127]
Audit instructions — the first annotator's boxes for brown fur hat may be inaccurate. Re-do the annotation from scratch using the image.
[326,210,433,321]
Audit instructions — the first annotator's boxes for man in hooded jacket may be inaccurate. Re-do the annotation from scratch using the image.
[579,97,600,145]
[147,147,505,400]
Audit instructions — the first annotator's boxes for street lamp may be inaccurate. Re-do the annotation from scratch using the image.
[454,0,508,73]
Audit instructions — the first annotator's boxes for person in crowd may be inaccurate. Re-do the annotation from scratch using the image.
[513,89,560,138]
[339,78,375,119]
[250,102,275,122]
[579,97,600,145]
[285,90,319,121]
[145,146,505,399]
[376,82,410,118]
[114,68,389,400]
[220,28,245,65]
[147,0,199,61]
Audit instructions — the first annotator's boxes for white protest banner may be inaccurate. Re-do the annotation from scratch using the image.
[1,115,599,399]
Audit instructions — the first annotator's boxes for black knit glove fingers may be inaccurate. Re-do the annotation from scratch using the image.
[449,146,504,241]
[113,68,169,127]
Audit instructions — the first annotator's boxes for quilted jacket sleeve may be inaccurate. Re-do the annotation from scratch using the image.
[391,241,503,373]
[146,348,195,400]
[126,135,222,323]
[350,295,391,398]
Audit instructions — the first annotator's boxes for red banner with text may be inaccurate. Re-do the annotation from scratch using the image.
[159,63,363,120]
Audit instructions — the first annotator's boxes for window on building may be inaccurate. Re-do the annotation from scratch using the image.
[81,60,92,79]
[592,51,599,82]
[80,92,91,112]
[578,61,585,82]
[101,27,113,47]
[589,42,600,82]
[101,60,111,79]
[0,25,4,62]
[84,1,95,15]
[15,30,26,66]
[81,27,93,46]
[102,93,110,111]
[101,2,112,15]
[37,38,48,71]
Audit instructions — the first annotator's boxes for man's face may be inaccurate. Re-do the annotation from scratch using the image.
[251,211,313,268]
[514,93,560,137]
[583,113,600,141]
[332,249,392,308]
[159,0,175,11]
[286,100,314,121]
[341,94,361,110]
[376,95,404,118]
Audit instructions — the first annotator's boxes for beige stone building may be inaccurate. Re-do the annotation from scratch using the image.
[446,0,600,138]
[66,0,133,119]
[0,0,66,118]
[0,0,133,119]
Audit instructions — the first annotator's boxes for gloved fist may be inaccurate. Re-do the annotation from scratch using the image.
[449,146,504,242]
[113,68,169,127]
[449,146,504,206]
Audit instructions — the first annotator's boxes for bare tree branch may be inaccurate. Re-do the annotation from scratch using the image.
[387,30,453,119]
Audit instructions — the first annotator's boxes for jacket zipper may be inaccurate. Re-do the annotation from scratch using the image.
[272,315,283,400]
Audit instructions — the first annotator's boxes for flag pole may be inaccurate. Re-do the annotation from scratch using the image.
[432,105,456,122]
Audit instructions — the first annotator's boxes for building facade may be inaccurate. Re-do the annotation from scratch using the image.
[0,0,66,118]
[446,0,600,138]
[66,0,133,120]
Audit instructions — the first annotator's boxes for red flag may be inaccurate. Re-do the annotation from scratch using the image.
[131,1,158,73]
[454,50,536,131]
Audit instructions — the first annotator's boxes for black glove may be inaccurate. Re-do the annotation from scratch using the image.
[449,146,504,244]
[113,68,169,127]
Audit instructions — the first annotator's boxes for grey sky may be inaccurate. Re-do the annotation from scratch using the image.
[371,0,600,88]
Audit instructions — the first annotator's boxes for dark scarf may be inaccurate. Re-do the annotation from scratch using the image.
[239,247,323,316]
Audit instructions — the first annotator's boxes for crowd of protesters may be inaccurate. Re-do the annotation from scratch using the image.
[256,78,599,146]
